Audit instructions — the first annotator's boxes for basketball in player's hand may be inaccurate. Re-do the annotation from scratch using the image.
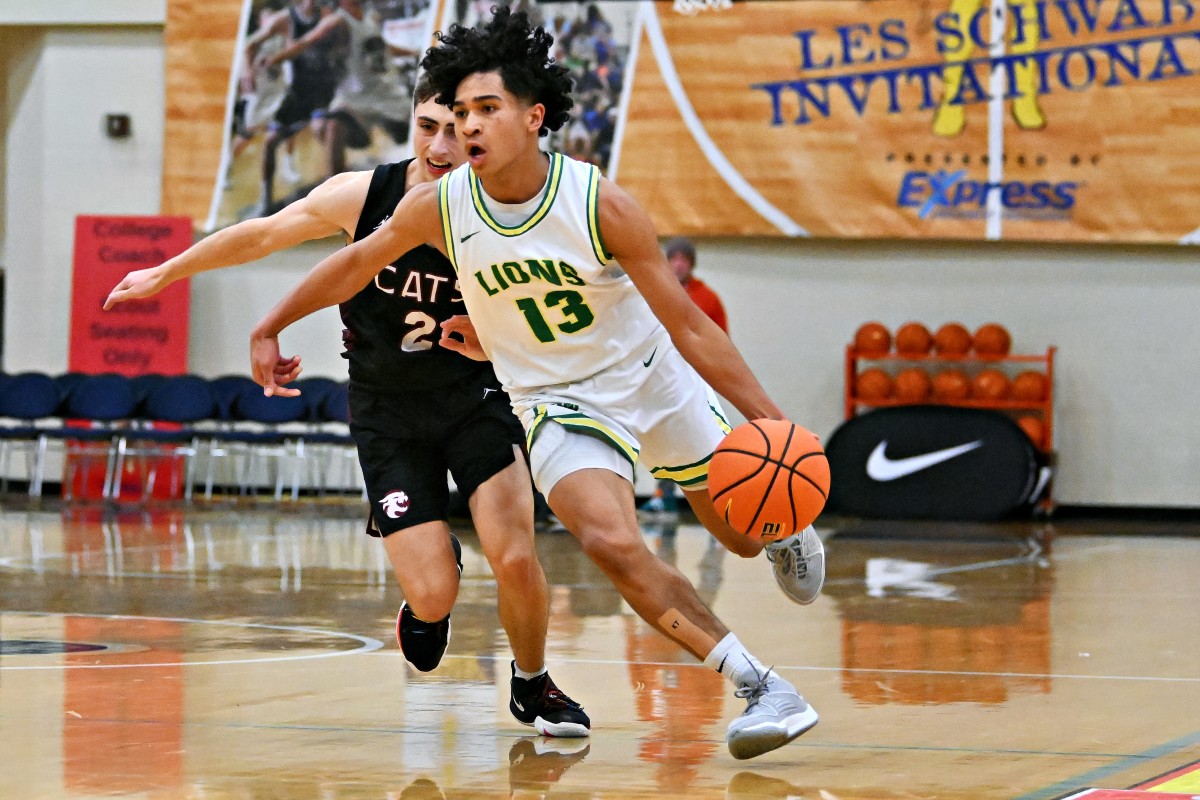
[708,420,830,543]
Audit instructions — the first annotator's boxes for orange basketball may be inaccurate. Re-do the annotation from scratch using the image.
[971,368,1011,400]
[708,420,830,543]
[1012,370,1049,402]
[932,368,970,401]
[1016,415,1045,449]
[894,367,932,403]
[933,322,972,357]
[895,322,933,356]
[853,321,892,357]
[854,367,893,401]
[973,323,1012,357]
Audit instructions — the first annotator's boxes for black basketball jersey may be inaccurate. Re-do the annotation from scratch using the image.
[342,160,493,392]
[288,5,339,92]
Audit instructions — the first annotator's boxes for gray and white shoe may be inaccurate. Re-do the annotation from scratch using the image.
[726,668,819,760]
[765,525,825,605]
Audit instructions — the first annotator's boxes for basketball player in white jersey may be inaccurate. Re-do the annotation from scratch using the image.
[248,7,821,759]
[105,76,589,738]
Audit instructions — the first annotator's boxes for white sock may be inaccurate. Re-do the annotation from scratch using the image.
[514,663,547,681]
[703,633,768,688]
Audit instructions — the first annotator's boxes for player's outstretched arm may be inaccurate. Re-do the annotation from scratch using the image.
[249,182,442,394]
[103,171,369,310]
[598,178,785,422]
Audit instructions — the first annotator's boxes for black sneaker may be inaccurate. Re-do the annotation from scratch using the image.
[396,602,450,672]
[508,661,591,737]
[395,533,461,672]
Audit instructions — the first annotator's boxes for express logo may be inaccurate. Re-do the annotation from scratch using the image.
[380,490,410,518]
[897,170,1077,220]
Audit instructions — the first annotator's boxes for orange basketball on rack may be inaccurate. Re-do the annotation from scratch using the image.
[895,322,933,356]
[853,321,891,357]
[933,322,972,357]
[1016,415,1045,449]
[973,323,1012,357]
[894,367,932,403]
[854,368,893,402]
[708,420,830,543]
[971,368,1011,400]
[1011,370,1049,402]
[932,368,970,401]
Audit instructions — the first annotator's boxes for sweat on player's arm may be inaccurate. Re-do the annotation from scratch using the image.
[595,177,785,423]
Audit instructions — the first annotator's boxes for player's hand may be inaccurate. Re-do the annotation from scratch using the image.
[439,315,488,361]
[250,333,302,396]
[103,266,170,310]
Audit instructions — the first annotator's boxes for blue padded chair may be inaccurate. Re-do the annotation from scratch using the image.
[215,381,308,500]
[303,381,362,497]
[0,372,65,497]
[49,373,137,500]
[116,375,218,502]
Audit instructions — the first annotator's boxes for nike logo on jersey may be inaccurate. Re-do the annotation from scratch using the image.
[865,440,984,481]
[642,347,658,368]
[483,387,497,399]
[460,231,480,243]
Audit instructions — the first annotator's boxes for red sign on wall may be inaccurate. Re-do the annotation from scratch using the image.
[69,215,192,375]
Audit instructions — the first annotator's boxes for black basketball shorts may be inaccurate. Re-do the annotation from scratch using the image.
[350,371,525,537]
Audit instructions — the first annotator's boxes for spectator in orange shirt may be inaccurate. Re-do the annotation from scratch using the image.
[667,237,727,334]
[641,237,728,516]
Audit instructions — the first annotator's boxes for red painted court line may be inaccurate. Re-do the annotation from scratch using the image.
[1134,758,1200,792]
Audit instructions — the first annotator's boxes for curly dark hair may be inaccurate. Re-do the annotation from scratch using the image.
[421,5,573,137]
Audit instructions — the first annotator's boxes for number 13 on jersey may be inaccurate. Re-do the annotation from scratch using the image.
[515,290,595,343]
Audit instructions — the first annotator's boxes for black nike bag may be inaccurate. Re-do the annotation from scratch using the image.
[824,405,1046,521]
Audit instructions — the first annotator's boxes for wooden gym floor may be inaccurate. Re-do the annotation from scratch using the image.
[2,497,1198,799]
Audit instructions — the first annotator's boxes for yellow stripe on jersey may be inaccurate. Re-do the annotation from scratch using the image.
[710,402,733,434]
[470,153,564,236]
[438,176,458,273]
[585,164,610,265]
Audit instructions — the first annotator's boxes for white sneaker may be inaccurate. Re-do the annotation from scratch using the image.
[726,669,819,760]
[765,525,825,605]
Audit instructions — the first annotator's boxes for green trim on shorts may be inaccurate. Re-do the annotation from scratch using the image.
[528,405,640,467]
[650,453,712,487]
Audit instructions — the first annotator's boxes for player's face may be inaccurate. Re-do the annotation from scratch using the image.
[452,70,544,176]
[412,98,463,181]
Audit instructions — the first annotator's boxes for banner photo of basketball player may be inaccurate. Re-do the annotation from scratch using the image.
[206,0,1200,244]
[208,0,637,232]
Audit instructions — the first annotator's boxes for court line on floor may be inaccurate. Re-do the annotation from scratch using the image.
[1011,729,1200,800]
[396,653,1200,685]
[0,611,383,670]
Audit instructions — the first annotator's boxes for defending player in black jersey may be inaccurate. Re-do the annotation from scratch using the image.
[103,76,590,738]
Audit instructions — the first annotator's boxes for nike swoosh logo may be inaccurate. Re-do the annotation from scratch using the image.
[513,698,525,712]
[866,439,984,481]
[460,231,480,243]
[642,347,657,368]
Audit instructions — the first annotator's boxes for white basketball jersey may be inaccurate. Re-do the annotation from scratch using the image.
[438,153,662,396]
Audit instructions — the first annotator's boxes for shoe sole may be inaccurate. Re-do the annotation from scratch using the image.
[530,716,590,738]
[726,706,819,760]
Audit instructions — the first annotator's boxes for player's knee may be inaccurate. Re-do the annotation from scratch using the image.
[487,544,540,587]
[400,571,459,621]
[578,526,645,576]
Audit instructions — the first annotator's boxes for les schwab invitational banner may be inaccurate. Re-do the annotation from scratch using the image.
[210,0,1200,244]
